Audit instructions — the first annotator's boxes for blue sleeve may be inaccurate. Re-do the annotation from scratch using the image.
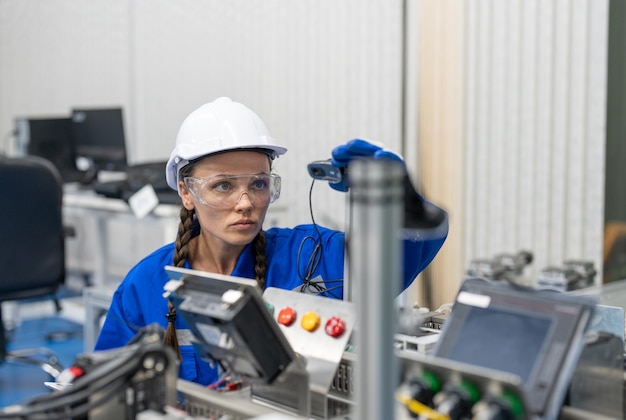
[94,279,145,351]
[402,207,449,289]
[94,244,174,351]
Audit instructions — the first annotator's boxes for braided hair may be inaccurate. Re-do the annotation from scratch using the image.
[163,159,269,360]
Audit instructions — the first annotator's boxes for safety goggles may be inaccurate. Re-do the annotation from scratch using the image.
[183,173,281,209]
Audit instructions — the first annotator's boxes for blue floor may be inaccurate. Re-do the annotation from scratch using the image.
[0,315,84,408]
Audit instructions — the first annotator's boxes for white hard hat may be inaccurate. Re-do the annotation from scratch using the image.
[166,97,287,191]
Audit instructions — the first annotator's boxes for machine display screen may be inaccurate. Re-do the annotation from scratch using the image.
[443,306,552,382]
[434,278,595,417]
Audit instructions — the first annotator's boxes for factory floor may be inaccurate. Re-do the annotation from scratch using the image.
[0,278,86,408]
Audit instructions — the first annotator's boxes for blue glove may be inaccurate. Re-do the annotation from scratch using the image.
[329,139,404,192]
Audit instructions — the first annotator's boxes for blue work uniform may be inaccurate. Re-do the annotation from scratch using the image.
[95,221,447,386]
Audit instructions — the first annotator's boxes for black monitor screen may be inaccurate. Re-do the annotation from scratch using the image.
[23,117,78,180]
[443,306,552,383]
[71,108,127,171]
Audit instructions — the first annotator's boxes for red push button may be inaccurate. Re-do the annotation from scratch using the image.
[325,316,346,338]
[277,307,296,326]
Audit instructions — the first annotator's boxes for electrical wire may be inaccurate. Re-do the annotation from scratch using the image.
[0,369,130,419]
[295,179,342,299]
[0,341,165,419]
[395,393,450,420]
[29,376,129,420]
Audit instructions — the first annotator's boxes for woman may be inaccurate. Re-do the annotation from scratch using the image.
[95,97,448,385]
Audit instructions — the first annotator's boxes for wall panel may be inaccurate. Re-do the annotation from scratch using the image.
[460,0,608,299]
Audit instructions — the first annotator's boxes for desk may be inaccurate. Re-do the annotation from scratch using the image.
[64,186,180,352]
[63,185,180,286]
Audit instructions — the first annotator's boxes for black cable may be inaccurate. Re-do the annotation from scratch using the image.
[295,179,342,299]
[0,371,129,419]
[296,180,323,283]
[297,235,323,286]
[307,180,324,242]
[11,344,144,415]
[18,376,128,420]
[0,341,168,419]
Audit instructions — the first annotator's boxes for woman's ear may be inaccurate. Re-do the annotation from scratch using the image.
[179,181,195,211]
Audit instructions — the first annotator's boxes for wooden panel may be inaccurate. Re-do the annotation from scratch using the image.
[418,0,609,307]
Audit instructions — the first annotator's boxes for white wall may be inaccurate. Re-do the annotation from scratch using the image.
[411,0,610,307]
[0,0,413,287]
[462,0,609,284]
[0,0,407,233]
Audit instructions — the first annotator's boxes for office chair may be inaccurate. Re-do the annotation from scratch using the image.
[0,155,67,378]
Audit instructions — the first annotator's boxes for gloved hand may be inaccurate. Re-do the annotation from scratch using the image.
[329,139,404,192]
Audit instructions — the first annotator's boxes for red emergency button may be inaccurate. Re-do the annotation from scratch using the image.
[277,307,297,326]
[301,311,321,332]
[325,316,346,338]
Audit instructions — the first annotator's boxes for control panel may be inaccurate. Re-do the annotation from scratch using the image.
[262,287,357,393]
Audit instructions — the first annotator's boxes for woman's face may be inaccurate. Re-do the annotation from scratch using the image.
[179,150,272,247]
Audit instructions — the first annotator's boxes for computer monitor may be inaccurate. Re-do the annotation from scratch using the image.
[70,107,128,172]
[17,116,85,183]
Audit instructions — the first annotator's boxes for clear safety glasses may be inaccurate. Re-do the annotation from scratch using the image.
[183,173,281,209]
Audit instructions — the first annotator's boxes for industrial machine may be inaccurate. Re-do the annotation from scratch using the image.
[0,325,178,420]
[3,159,624,419]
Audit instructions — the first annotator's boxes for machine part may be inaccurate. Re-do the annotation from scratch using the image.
[431,314,448,330]
[329,351,355,398]
[307,159,344,183]
[537,267,582,292]
[325,317,346,338]
[494,251,533,276]
[433,382,480,420]
[471,395,520,420]
[395,333,440,355]
[262,286,357,418]
[566,330,624,418]
[397,349,529,420]
[301,311,321,332]
[407,370,442,408]
[176,379,278,419]
[277,306,297,326]
[398,307,434,335]
[433,278,595,419]
[467,250,533,284]
[165,97,287,191]
[349,158,404,420]
[165,267,297,385]
[467,258,506,281]
[563,260,597,288]
[1,326,178,420]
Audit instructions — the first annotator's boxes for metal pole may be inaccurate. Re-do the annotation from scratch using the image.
[344,192,352,301]
[349,158,404,420]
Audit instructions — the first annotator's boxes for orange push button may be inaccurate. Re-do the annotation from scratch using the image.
[277,307,296,326]
[325,316,346,338]
[301,311,321,332]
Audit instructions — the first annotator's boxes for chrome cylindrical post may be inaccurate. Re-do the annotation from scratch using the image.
[349,158,404,420]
